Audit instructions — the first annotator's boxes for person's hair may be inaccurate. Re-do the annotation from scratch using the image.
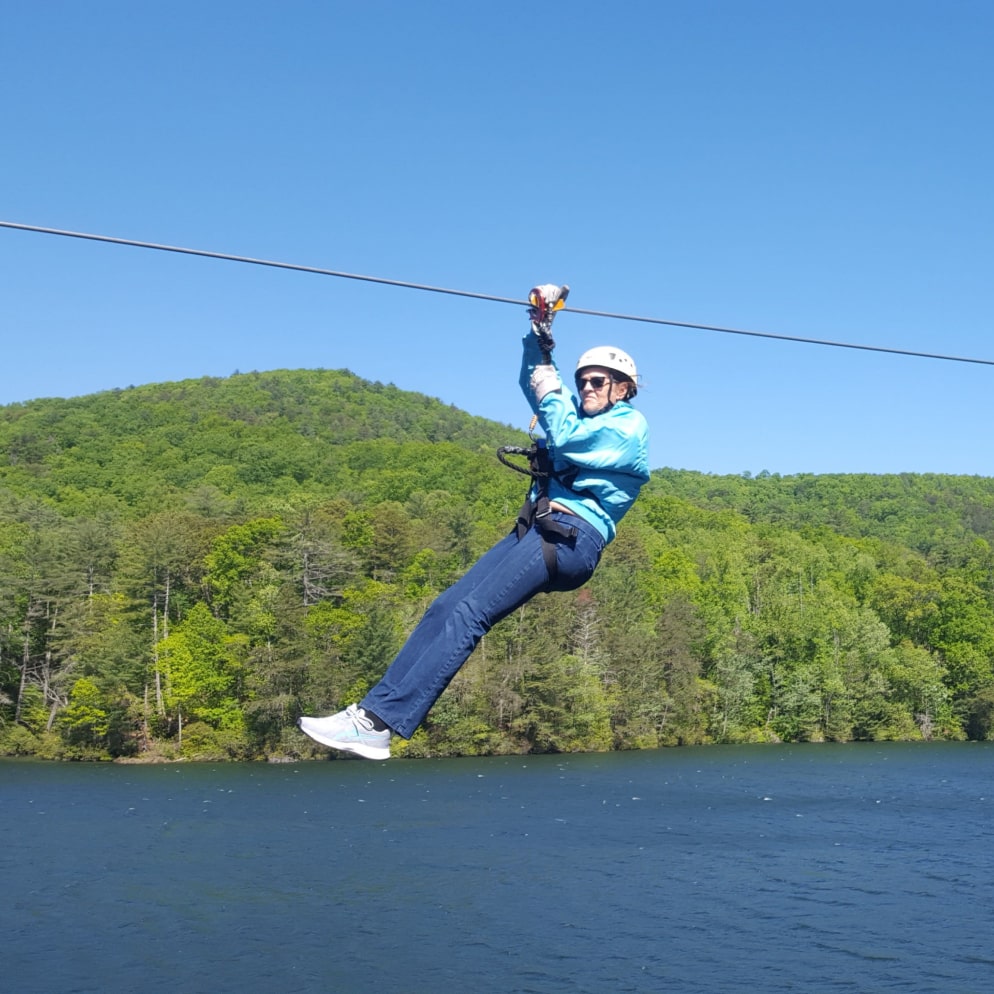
[612,375,635,400]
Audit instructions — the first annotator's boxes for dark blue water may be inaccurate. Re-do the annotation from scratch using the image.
[3,743,993,994]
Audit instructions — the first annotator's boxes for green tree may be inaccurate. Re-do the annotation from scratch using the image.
[203,517,284,617]
[59,676,110,752]
[158,602,245,731]
[117,510,215,719]
[514,652,613,753]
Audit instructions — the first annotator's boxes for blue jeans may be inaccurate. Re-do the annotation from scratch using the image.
[361,512,606,738]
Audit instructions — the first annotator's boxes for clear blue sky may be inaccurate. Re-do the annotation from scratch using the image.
[2,0,992,477]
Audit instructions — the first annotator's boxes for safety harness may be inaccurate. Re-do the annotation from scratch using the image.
[497,439,580,586]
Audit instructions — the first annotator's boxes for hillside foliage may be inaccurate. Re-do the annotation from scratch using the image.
[3,368,994,760]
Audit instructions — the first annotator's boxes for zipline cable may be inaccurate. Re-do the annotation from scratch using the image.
[2,219,992,368]
[0,221,523,305]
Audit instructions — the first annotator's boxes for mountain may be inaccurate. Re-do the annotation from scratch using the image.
[0,367,527,516]
[2,368,994,761]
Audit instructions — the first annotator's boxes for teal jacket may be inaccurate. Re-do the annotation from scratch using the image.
[519,334,650,543]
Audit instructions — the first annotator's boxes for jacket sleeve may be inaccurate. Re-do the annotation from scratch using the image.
[519,333,563,414]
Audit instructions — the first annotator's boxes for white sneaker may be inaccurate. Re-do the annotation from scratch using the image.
[298,704,391,760]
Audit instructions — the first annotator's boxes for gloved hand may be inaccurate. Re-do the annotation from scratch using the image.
[530,364,562,403]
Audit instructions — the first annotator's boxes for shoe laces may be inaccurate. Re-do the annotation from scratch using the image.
[345,703,375,732]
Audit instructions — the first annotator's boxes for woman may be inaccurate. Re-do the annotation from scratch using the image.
[299,285,650,758]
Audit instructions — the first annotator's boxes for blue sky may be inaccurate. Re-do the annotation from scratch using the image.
[2,0,992,477]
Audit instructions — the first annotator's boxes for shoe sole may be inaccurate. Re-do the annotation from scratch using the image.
[298,718,391,760]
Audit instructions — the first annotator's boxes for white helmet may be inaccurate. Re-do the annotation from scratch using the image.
[575,346,639,396]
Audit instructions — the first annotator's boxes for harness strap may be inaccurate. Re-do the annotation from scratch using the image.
[513,442,579,586]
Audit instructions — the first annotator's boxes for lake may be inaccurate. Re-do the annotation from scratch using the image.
[3,743,993,993]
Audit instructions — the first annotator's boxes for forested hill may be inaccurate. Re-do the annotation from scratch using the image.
[0,368,526,516]
[652,467,994,563]
[3,368,994,761]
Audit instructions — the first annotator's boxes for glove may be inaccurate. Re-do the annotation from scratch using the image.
[530,364,562,403]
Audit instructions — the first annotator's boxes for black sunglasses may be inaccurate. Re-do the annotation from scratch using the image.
[575,374,611,390]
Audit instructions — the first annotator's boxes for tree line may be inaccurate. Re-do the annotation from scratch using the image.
[2,368,994,760]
